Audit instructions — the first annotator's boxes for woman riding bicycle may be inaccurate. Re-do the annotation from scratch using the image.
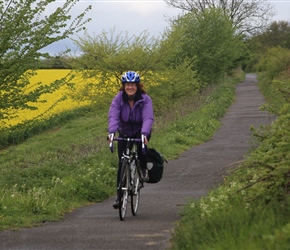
[108,71,154,209]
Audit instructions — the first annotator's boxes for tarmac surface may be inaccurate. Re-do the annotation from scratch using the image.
[0,74,275,250]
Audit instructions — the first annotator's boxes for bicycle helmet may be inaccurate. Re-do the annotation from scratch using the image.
[121,71,140,83]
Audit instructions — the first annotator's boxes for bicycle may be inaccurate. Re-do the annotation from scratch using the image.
[109,134,146,221]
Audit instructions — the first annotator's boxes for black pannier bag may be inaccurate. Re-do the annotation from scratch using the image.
[146,148,167,183]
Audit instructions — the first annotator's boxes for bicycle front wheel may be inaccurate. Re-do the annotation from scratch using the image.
[118,159,129,221]
[131,163,141,216]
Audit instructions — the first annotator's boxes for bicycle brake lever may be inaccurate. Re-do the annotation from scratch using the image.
[109,133,114,153]
[141,134,146,155]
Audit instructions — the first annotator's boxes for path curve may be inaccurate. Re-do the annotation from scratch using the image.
[0,74,275,250]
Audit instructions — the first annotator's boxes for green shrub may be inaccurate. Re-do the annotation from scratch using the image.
[257,47,290,80]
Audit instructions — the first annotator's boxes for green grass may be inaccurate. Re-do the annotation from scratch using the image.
[171,167,290,250]
[172,195,290,250]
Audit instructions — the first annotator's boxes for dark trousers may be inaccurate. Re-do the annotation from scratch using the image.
[116,132,149,187]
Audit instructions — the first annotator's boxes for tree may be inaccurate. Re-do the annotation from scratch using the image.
[70,29,169,102]
[165,8,245,84]
[71,29,166,80]
[0,0,91,123]
[40,55,73,69]
[243,21,290,72]
[164,0,274,35]
[70,28,201,108]
[258,21,290,50]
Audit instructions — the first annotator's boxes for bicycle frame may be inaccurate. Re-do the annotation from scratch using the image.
[109,136,145,221]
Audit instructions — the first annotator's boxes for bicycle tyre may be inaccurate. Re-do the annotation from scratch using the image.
[131,162,141,216]
[118,159,129,221]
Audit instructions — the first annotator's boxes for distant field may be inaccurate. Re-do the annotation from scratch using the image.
[1,70,118,129]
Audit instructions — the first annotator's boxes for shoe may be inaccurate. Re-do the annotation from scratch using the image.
[112,198,119,209]
[141,168,149,182]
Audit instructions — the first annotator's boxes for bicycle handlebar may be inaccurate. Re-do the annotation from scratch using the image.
[109,135,146,155]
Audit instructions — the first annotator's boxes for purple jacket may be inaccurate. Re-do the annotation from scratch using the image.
[108,91,154,137]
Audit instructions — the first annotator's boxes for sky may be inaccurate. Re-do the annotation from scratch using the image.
[43,0,290,55]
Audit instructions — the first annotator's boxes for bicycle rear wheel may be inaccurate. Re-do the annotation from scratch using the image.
[131,163,141,215]
[118,160,129,221]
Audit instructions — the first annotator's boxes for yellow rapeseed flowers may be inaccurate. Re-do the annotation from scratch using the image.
[1,70,119,129]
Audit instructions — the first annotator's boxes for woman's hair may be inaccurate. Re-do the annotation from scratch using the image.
[120,82,146,94]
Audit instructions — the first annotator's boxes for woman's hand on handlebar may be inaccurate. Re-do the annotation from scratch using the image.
[143,135,148,145]
[107,133,114,144]
[108,133,115,153]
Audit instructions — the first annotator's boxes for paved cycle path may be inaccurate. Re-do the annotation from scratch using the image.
[0,74,275,250]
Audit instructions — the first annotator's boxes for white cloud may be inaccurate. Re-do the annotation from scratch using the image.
[42,1,181,54]
[87,1,180,33]
[118,1,166,17]
[42,0,289,54]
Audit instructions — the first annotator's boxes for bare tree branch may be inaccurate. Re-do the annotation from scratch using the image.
[164,0,275,35]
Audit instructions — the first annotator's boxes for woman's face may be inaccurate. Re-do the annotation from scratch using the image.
[124,82,137,98]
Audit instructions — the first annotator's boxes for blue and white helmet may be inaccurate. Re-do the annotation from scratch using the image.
[121,71,140,83]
